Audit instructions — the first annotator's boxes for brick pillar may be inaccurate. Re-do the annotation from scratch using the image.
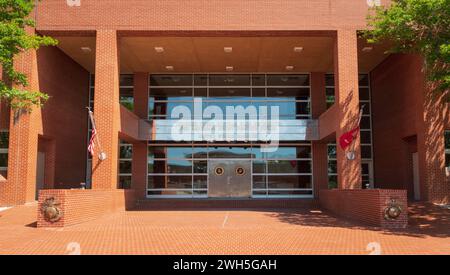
[0,47,43,205]
[311,72,328,198]
[334,30,361,189]
[132,72,148,199]
[91,30,120,189]
[417,86,449,204]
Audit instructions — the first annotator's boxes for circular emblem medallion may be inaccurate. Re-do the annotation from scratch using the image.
[384,199,402,220]
[41,197,62,223]
[235,167,246,176]
[215,167,224,176]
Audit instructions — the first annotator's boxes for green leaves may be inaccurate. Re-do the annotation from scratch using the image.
[365,0,450,94]
[0,0,57,112]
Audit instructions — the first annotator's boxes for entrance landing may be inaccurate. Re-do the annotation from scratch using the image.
[0,202,449,254]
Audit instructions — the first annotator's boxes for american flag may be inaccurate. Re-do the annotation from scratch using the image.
[88,127,97,156]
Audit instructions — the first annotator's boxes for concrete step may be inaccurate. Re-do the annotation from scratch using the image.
[134,198,319,210]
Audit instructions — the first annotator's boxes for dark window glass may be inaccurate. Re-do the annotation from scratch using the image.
[361,145,372,159]
[328,145,337,159]
[360,131,372,144]
[252,74,266,86]
[150,88,193,97]
[148,175,193,189]
[209,75,250,86]
[120,74,134,86]
[445,131,450,149]
[328,175,338,189]
[360,116,371,130]
[252,160,266,174]
[325,74,335,87]
[0,132,9,149]
[119,146,132,159]
[252,176,266,189]
[119,161,132,174]
[359,88,370,101]
[326,88,335,97]
[194,88,207,97]
[267,75,310,86]
[194,74,207,86]
[359,74,369,86]
[328,160,337,174]
[252,88,265,97]
[0,154,8,167]
[209,88,251,97]
[193,160,207,174]
[267,88,310,99]
[118,176,132,189]
[208,147,253,159]
[150,75,193,86]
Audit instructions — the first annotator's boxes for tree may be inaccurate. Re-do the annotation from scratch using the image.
[365,0,450,94]
[0,0,57,111]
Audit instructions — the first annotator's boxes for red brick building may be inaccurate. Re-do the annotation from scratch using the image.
[0,0,448,227]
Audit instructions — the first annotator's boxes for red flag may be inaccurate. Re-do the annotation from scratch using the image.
[339,127,359,150]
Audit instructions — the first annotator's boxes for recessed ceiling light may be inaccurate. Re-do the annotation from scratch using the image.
[293,46,303,53]
[362,46,373,52]
[276,90,284,95]
[228,90,235,94]
[224,47,233,53]
[226,66,234,72]
[179,89,187,94]
[154,46,165,53]
[80,47,92,53]
[165,65,174,71]
[285,65,294,71]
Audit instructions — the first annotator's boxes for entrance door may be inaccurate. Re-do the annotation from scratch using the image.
[208,160,251,198]
[36,152,45,199]
[361,160,374,189]
[412,152,420,200]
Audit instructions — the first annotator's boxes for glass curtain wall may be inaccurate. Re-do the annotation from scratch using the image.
[147,74,313,198]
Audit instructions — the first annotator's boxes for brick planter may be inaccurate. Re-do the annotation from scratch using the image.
[37,189,135,228]
[319,189,408,228]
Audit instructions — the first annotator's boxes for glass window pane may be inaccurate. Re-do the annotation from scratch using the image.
[328,144,337,159]
[209,88,251,97]
[325,74,335,87]
[328,160,337,174]
[359,88,370,101]
[252,160,266,174]
[361,145,372,159]
[252,74,266,86]
[267,88,310,100]
[325,88,335,96]
[268,160,311,173]
[0,154,8,167]
[193,160,207,174]
[208,147,252,158]
[268,175,312,189]
[119,74,134,86]
[0,132,9,149]
[359,74,369,86]
[360,131,372,144]
[119,176,132,189]
[193,176,207,189]
[328,175,338,189]
[267,75,310,86]
[445,131,450,149]
[360,116,371,130]
[150,88,193,97]
[148,175,192,189]
[119,161,132,174]
[253,176,266,189]
[150,75,193,86]
[119,146,132,159]
[209,75,250,86]
[194,74,207,86]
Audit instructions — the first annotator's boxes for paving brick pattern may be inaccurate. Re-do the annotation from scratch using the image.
[0,202,448,255]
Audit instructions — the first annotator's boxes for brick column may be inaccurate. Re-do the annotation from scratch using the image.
[417,86,449,204]
[91,30,120,189]
[334,30,361,189]
[0,47,43,205]
[311,72,328,197]
[132,72,148,199]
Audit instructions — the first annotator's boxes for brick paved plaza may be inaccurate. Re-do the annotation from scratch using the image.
[0,203,448,255]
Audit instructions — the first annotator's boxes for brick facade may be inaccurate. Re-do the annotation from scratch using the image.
[0,1,447,230]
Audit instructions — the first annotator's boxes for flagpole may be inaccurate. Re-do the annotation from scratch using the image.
[86,107,107,160]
